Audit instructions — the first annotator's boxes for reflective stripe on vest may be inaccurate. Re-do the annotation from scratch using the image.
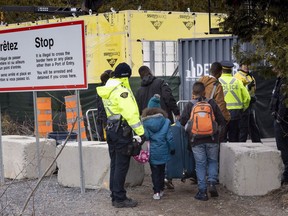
[130,121,142,129]
[219,77,242,107]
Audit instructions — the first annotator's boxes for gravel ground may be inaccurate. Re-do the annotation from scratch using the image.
[1,173,288,216]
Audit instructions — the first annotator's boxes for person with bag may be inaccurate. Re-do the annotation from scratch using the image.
[198,62,231,142]
[179,82,226,201]
[141,94,175,200]
[198,62,230,123]
[96,62,145,208]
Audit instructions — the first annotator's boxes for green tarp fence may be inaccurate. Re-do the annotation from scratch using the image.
[0,74,277,139]
[0,76,180,136]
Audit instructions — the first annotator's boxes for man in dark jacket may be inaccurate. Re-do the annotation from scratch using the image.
[135,66,180,123]
[136,65,180,189]
[270,76,288,185]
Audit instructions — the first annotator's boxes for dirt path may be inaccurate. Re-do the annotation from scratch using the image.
[0,174,288,216]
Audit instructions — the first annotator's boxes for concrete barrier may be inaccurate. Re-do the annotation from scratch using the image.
[246,138,277,148]
[2,135,56,179]
[219,142,282,196]
[261,138,278,149]
[56,141,145,190]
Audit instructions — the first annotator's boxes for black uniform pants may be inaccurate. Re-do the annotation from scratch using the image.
[95,118,106,141]
[274,121,288,183]
[227,119,240,142]
[106,121,133,202]
[239,107,261,142]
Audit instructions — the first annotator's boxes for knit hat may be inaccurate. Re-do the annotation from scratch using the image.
[114,62,132,78]
[148,94,161,108]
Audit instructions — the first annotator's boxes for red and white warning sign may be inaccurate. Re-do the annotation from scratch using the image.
[0,20,87,92]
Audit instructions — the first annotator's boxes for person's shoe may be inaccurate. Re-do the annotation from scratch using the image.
[194,190,208,201]
[190,177,198,184]
[281,179,288,186]
[153,193,161,200]
[160,190,164,197]
[209,183,219,197]
[113,198,138,208]
[164,179,175,189]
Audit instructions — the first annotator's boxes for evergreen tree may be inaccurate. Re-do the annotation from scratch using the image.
[220,0,288,79]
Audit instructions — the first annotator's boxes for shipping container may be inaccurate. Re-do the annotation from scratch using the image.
[178,36,238,100]
[177,36,275,138]
[0,10,228,83]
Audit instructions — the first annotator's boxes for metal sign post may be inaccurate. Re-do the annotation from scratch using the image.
[33,91,41,178]
[0,104,5,184]
[76,90,85,193]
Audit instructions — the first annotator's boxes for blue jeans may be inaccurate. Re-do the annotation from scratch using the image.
[192,143,219,191]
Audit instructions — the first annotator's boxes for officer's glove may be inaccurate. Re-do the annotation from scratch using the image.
[140,135,146,145]
[133,135,146,145]
[247,80,255,91]
[133,135,142,143]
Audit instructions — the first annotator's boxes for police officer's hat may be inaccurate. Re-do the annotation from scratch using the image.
[114,62,132,78]
[221,60,234,73]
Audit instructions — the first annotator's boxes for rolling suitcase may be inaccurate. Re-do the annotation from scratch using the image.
[166,121,196,181]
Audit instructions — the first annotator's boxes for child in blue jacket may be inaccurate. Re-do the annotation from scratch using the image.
[141,94,175,200]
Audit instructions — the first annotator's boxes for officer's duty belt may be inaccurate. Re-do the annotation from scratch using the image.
[107,114,121,121]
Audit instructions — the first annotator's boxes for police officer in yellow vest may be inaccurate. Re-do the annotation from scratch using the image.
[234,62,262,142]
[219,61,250,142]
[96,62,145,208]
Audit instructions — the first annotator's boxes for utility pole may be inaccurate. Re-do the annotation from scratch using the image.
[208,0,211,34]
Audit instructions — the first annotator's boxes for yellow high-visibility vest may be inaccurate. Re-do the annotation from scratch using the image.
[219,73,250,111]
[96,78,144,136]
[234,70,256,96]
